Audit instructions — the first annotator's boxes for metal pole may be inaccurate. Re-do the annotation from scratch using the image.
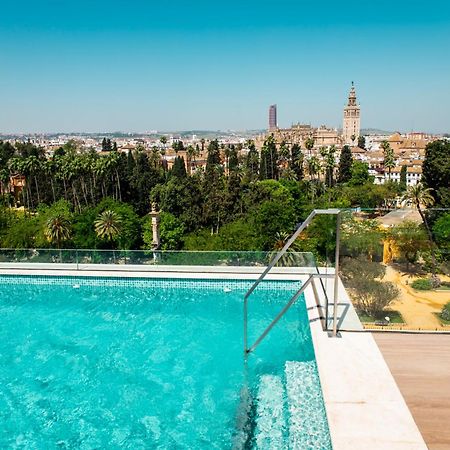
[247,276,312,354]
[243,210,318,302]
[332,211,341,337]
[244,298,248,355]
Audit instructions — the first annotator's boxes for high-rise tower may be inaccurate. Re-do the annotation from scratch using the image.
[268,104,277,130]
[343,82,360,145]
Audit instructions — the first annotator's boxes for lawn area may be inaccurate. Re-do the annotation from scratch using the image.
[358,310,405,325]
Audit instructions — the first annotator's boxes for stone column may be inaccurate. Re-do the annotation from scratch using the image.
[150,203,161,250]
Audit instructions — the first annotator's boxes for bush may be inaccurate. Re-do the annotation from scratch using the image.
[340,256,386,286]
[440,302,450,321]
[411,278,433,290]
[351,278,400,319]
[143,212,185,250]
[341,256,399,318]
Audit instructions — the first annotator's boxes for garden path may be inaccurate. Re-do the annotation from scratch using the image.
[386,266,450,329]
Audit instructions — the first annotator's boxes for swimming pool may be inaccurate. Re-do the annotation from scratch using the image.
[0,275,331,449]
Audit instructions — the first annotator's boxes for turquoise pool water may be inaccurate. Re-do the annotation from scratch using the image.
[0,276,331,449]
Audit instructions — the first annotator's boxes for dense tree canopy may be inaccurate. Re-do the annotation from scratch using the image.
[422,140,450,208]
[0,137,447,266]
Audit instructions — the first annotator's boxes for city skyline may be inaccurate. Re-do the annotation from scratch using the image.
[1,0,450,133]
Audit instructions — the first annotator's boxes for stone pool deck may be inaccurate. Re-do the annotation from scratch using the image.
[374,333,450,450]
[304,275,427,450]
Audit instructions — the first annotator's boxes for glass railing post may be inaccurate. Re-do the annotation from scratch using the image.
[332,211,342,337]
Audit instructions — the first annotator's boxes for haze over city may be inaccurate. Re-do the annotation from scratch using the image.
[1,0,450,133]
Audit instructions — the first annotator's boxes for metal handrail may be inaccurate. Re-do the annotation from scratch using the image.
[246,275,313,354]
[244,209,342,354]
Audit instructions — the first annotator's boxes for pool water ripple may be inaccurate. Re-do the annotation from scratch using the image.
[0,277,331,448]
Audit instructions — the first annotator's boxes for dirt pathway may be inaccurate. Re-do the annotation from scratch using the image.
[385,266,450,329]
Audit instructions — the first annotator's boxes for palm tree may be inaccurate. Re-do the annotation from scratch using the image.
[307,156,321,181]
[43,159,57,203]
[280,167,297,181]
[200,138,206,154]
[186,145,195,174]
[304,137,314,156]
[45,214,72,261]
[95,210,122,262]
[95,210,122,242]
[150,146,161,169]
[320,145,336,187]
[278,141,290,167]
[269,231,304,267]
[160,136,168,148]
[401,183,439,282]
[105,151,122,201]
[381,140,395,181]
[24,155,42,205]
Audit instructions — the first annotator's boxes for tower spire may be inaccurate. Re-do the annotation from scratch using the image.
[343,82,361,145]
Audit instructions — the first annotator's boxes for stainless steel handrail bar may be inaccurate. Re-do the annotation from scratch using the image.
[243,209,342,354]
[245,273,335,354]
[246,275,313,354]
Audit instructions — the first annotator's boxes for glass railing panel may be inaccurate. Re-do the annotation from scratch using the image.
[0,249,317,269]
[338,208,450,331]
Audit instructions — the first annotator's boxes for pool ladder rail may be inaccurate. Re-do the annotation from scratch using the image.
[243,209,342,355]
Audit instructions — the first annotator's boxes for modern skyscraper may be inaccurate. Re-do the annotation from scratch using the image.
[269,104,277,130]
[343,82,361,145]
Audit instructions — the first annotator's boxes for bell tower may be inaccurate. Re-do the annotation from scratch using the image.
[343,82,360,145]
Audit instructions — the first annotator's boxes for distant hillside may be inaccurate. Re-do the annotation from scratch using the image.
[361,128,394,135]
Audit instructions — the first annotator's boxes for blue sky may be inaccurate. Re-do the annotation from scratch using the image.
[1,0,449,133]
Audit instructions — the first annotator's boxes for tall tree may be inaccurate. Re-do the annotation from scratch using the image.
[159,136,167,148]
[204,140,225,233]
[381,140,395,181]
[337,145,353,183]
[278,141,290,166]
[401,183,439,282]
[245,140,259,181]
[45,214,72,260]
[186,145,195,174]
[304,137,314,156]
[290,144,304,180]
[319,145,337,187]
[205,140,221,176]
[422,140,450,208]
[259,135,278,180]
[171,156,187,178]
[102,138,112,152]
[399,165,407,190]
[358,135,366,149]
[228,145,239,172]
[307,156,321,181]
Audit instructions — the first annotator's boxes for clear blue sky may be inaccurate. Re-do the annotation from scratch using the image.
[1,0,449,133]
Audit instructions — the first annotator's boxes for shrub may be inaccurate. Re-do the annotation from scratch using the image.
[440,302,450,321]
[411,278,433,291]
[340,256,386,286]
[351,278,400,318]
[341,256,399,318]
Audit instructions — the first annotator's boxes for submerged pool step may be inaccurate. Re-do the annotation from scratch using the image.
[285,361,332,450]
[254,374,286,449]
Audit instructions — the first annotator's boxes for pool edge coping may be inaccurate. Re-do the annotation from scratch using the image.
[303,276,428,450]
